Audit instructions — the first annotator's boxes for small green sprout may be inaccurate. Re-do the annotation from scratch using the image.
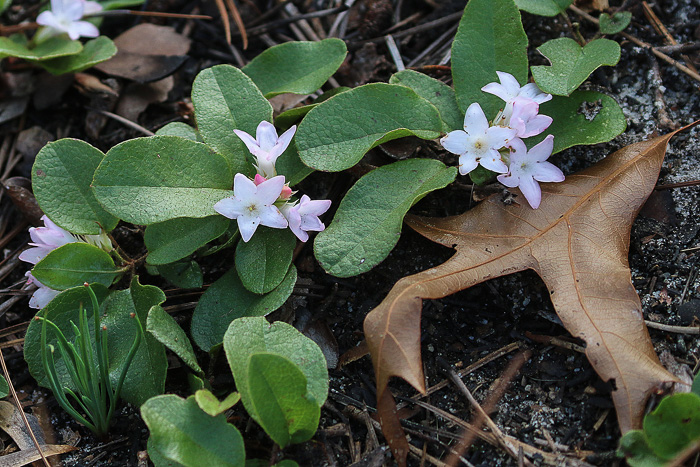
[38,283,143,436]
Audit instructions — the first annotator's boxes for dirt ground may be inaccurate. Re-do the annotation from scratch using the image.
[0,0,699,465]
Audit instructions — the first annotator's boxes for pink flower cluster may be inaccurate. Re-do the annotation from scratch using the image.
[440,72,564,209]
[214,122,331,243]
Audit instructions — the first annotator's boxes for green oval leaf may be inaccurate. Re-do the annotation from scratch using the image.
[33,138,118,234]
[514,0,572,16]
[531,38,621,96]
[0,34,82,61]
[154,260,203,289]
[145,216,229,265]
[235,227,296,294]
[92,136,233,225]
[191,265,297,352]
[155,122,202,141]
[451,0,528,116]
[32,243,118,290]
[390,69,463,132]
[315,159,456,277]
[242,38,347,98]
[296,83,443,172]
[247,353,321,446]
[147,305,203,376]
[194,389,240,417]
[142,395,245,467]
[275,87,350,130]
[192,64,272,175]
[224,317,328,446]
[39,36,117,75]
[599,11,632,35]
[534,90,626,153]
[644,392,700,460]
[101,277,167,406]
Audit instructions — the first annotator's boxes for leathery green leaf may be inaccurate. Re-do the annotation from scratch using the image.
[192,64,272,175]
[296,83,443,172]
[33,138,118,234]
[451,0,528,116]
[235,227,296,294]
[315,159,456,277]
[142,395,244,467]
[92,136,232,225]
[191,265,297,352]
[31,243,118,290]
[242,38,347,97]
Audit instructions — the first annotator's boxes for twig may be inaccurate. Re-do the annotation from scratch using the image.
[384,35,405,71]
[641,1,698,76]
[0,348,50,467]
[655,180,700,190]
[443,350,533,467]
[224,0,248,49]
[90,110,155,136]
[645,320,700,335]
[355,11,463,46]
[89,10,212,19]
[568,4,700,84]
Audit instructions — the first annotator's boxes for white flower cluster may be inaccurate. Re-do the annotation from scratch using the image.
[19,216,112,309]
[36,0,102,41]
[441,72,564,209]
[214,122,331,243]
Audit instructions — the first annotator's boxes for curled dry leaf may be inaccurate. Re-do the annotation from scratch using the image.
[364,128,695,465]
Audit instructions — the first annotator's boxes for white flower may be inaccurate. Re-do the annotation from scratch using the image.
[440,103,517,175]
[214,173,288,242]
[25,272,60,310]
[497,135,565,209]
[19,215,77,265]
[36,0,102,41]
[234,122,296,179]
[281,195,331,242]
[481,71,552,106]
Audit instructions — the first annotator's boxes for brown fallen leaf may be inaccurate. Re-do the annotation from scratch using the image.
[363,128,695,465]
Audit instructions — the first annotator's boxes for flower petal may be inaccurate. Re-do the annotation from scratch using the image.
[528,134,555,162]
[485,126,517,149]
[256,121,278,152]
[481,82,511,103]
[237,216,260,242]
[256,175,285,205]
[458,154,479,175]
[520,114,552,138]
[259,206,288,229]
[479,149,509,173]
[276,125,296,154]
[19,246,53,265]
[82,1,103,15]
[520,83,551,104]
[533,162,565,183]
[495,71,522,99]
[463,103,489,135]
[214,197,244,219]
[63,0,85,20]
[497,172,520,188]
[441,130,470,155]
[233,129,261,156]
[233,173,256,199]
[69,20,99,39]
[519,176,542,209]
[298,198,331,217]
[29,285,61,309]
[299,215,325,232]
[36,11,61,28]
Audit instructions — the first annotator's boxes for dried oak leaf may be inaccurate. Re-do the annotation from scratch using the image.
[364,130,690,464]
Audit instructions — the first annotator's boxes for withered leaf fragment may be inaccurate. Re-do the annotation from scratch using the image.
[364,130,690,464]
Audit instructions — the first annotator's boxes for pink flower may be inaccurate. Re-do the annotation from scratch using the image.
[507,97,553,139]
[281,195,331,242]
[25,272,60,310]
[440,103,516,175]
[36,0,102,41]
[19,215,77,265]
[497,135,565,209]
[214,173,288,242]
[234,122,296,178]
